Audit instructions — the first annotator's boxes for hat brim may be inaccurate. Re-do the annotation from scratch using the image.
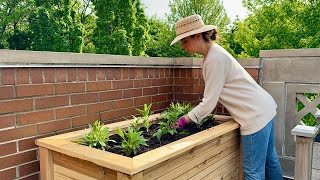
[170,25,217,46]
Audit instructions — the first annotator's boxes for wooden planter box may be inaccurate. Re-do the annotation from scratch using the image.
[36,114,241,180]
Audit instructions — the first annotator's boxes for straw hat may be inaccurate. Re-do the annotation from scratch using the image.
[170,14,217,45]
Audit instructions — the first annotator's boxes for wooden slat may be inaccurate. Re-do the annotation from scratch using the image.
[177,149,239,180]
[160,142,239,180]
[54,151,117,180]
[133,121,239,174]
[143,130,239,179]
[116,172,143,180]
[39,147,54,180]
[54,164,97,180]
[203,153,239,180]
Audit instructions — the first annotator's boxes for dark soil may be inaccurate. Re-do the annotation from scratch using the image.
[315,134,320,143]
[107,120,220,157]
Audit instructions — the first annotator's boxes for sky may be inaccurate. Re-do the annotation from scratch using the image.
[140,0,249,22]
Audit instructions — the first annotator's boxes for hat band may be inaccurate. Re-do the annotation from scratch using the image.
[176,25,204,36]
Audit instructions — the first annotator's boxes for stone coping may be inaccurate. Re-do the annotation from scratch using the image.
[260,48,320,58]
[0,49,259,68]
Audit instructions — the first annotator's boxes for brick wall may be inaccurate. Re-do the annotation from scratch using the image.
[0,51,260,180]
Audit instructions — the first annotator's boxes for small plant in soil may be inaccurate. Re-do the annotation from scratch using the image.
[117,127,148,156]
[73,120,116,150]
[74,102,220,157]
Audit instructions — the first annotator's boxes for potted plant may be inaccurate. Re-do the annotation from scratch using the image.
[36,103,241,179]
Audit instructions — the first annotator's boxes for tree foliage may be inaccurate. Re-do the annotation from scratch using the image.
[29,0,84,52]
[229,0,320,57]
[167,0,230,30]
[92,0,148,56]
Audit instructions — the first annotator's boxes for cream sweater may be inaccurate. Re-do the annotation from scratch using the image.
[187,44,277,135]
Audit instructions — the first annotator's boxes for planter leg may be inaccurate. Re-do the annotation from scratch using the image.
[39,147,54,180]
[117,172,143,180]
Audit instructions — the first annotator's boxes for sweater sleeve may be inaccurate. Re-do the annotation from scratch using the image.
[187,55,227,123]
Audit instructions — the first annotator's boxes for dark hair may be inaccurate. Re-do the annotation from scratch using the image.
[191,29,218,42]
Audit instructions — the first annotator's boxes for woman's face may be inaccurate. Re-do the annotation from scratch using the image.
[180,34,201,55]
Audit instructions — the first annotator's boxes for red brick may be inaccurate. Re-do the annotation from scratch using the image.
[122,69,129,79]
[114,69,121,80]
[160,69,165,77]
[165,69,170,77]
[129,68,137,79]
[87,68,96,81]
[1,68,15,85]
[123,89,142,98]
[143,87,158,96]
[175,78,194,85]
[56,105,86,119]
[0,125,36,143]
[149,69,156,78]
[17,110,55,125]
[0,99,33,115]
[122,107,139,117]
[30,68,43,84]
[71,114,100,127]
[180,69,186,77]
[159,101,171,110]
[16,68,30,84]
[134,96,152,106]
[100,110,122,121]
[97,68,105,80]
[112,99,133,109]
[133,79,152,88]
[71,93,99,105]
[0,86,14,99]
[159,86,173,93]
[87,102,112,113]
[143,69,148,78]
[0,150,37,169]
[186,69,193,77]
[55,68,67,82]
[16,84,54,97]
[0,167,16,180]
[136,68,143,79]
[174,69,181,78]
[113,80,133,89]
[78,68,87,81]
[67,68,77,82]
[0,114,15,129]
[105,68,114,80]
[152,79,166,86]
[18,136,38,151]
[100,90,122,101]
[0,142,16,156]
[19,161,40,177]
[167,93,174,101]
[166,78,174,85]
[55,83,85,94]
[20,173,39,180]
[192,69,199,78]
[245,68,259,79]
[44,68,54,83]
[87,81,112,92]
[38,119,71,134]
[35,95,69,109]
[152,94,167,103]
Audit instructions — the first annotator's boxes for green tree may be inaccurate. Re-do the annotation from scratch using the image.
[145,18,189,57]
[0,0,34,49]
[230,0,320,57]
[29,0,84,52]
[167,0,230,30]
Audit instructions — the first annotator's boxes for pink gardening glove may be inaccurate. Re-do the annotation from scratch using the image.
[175,117,190,128]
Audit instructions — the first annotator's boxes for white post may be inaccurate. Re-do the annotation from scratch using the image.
[291,111,320,180]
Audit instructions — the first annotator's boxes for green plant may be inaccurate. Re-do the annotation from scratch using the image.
[74,120,115,150]
[117,127,148,156]
[153,120,178,142]
[130,116,142,132]
[136,104,153,132]
[194,113,214,129]
[161,102,193,124]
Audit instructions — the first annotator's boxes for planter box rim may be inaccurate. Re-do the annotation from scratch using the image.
[36,114,239,175]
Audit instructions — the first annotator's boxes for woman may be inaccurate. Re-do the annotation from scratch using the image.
[171,14,283,180]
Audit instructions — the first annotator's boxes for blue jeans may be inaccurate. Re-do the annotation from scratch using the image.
[241,118,283,180]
